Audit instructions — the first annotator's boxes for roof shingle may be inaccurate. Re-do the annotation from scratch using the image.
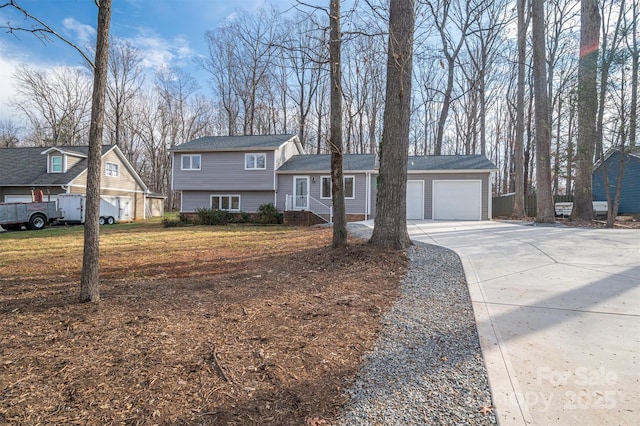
[170,134,298,151]
[0,145,112,186]
[278,154,496,172]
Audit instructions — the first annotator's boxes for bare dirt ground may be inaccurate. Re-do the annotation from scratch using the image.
[0,225,406,425]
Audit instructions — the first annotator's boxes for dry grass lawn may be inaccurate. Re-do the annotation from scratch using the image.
[0,222,406,425]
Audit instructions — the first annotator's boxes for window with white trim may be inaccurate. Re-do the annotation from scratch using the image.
[105,162,119,177]
[211,195,241,211]
[50,155,63,173]
[181,154,201,170]
[320,176,355,199]
[245,153,266,170]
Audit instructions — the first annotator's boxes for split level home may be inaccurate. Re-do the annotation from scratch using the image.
[0,144,163,221]
[170,134,497,223]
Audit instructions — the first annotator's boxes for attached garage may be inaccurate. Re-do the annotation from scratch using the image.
[404,155,496,221]
[432,180,482,220]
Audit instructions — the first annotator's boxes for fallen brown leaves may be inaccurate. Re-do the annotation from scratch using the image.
[0,224,406,425]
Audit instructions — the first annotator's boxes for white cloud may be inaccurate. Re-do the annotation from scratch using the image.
[0,42,21,122]
[62,17,96,47]
[128,29,194,72]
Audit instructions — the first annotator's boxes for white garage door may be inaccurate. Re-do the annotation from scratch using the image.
[406,180,424,220]
[433,180,482,220]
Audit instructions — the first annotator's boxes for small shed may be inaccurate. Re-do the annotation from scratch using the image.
[145,193,166,218]
[592,147,640,214]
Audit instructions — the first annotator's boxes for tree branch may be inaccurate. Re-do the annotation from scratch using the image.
[0,0,95,68]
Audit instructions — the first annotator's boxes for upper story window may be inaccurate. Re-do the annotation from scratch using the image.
[321,176,355,199]
[50,155,63,173]
[105,162,119,177]
[245,153,266,170]
[181,154,201,171]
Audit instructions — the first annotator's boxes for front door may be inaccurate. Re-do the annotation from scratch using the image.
[294,176,309,210]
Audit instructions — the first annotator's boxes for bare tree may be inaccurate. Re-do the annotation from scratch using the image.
[234,8,279,135]
[329,0,347,248]
[531,0,554,223]
[11,65,92,146]
[106,39,144,160]
[425,0,474,155]
[203,28,240,135]
[369,0,414,249]
[603,71,628,228]
[572,0,600,221]
[625,0,638,148]
[280,15,326,149]
[80,0,112,302]
[513,0,528,218]
[0,0,112,302]
[595,0,625,159]
[0,119,20,147]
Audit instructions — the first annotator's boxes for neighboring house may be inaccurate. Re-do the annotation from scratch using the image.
[171,134,497,222]
[0,144,155,220]
[592,146,640,214]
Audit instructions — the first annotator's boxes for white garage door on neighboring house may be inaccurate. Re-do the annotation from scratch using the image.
[433,180,482,220]
[406,180,424,220]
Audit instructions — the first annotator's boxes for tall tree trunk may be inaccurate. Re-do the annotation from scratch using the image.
[553,95,563,194]
[531,0,554,223]
[329,0,346,248]
[513,0,527,218]
[595,1,623,159]
[607,135,626,228]
[572,0,600,221]
[566,97,575,194]
[80,0,112,303]
[628,0,638,147]
[369,0,414,250]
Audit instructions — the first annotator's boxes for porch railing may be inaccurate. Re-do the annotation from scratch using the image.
[285,194,333,223]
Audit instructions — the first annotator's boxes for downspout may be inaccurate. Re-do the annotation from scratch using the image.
[488,171,494,220]
[365,171,370,220]
[273,150,278,208]
[170,152,175,191]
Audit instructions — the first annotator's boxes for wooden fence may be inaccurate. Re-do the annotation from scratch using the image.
[492,194,574,218]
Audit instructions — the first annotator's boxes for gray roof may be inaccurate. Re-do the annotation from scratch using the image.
[278,154,496,172]
[277,154,378,172]
[407,155,496,171]
[0,145,112,186]
[170,134,298,152]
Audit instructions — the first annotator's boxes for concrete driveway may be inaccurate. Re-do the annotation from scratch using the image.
[405,220,639,425]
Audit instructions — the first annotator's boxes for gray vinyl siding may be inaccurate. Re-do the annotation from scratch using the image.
[173,151,276,191]
[407,172,491,220]
[276,173,370,215]
[180,190,275,213]
[275,141,301,170]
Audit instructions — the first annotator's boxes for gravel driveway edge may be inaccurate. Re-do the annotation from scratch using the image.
[335,224,498,425]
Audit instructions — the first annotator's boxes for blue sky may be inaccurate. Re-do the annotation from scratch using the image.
[0,0,316,122]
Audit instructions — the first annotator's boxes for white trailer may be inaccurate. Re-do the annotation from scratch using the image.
[57,193,132,225]
[554,201,609,218]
